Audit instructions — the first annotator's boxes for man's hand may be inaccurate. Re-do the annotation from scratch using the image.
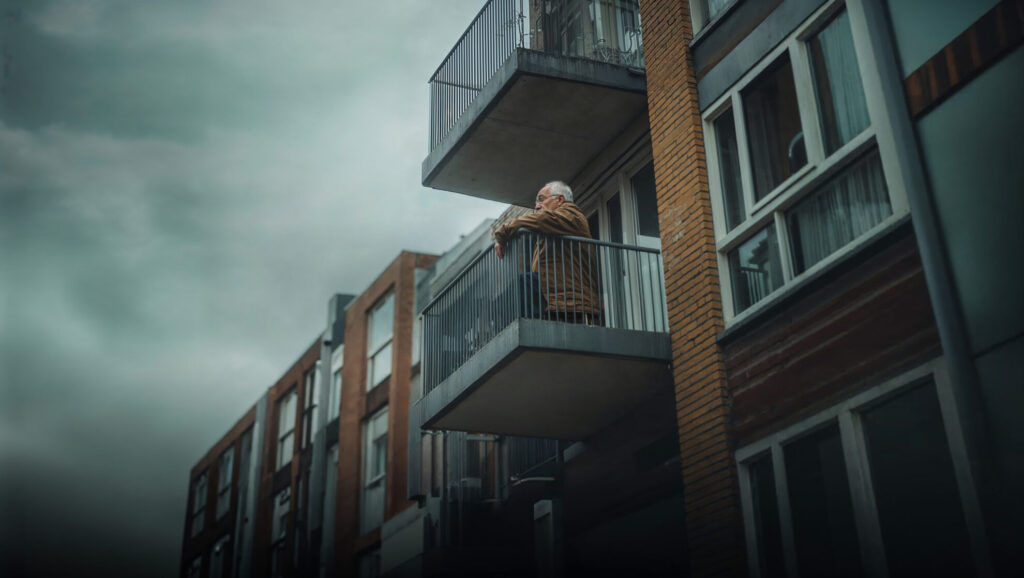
[494,241,505,259]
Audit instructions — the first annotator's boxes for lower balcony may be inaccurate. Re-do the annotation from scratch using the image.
[416,230,671,440]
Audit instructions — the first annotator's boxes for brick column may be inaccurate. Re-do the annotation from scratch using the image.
[638,0,747,575]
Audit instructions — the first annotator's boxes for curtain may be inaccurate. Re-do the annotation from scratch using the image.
[812,10,870,152]
[789,153,891,272]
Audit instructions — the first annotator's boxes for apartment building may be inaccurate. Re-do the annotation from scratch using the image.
[636,0,1022,576]
[180,249,442,578]
[182,405,260,578]
[415,0,1022,577]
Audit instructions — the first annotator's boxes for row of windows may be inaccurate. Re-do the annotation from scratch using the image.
[703,0,907,324]
[190,428,253,538]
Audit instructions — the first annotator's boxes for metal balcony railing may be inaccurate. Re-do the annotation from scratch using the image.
[421,229,667,396]
[429,0,644,150]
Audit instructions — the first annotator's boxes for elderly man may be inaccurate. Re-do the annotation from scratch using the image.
[493,181,600,321]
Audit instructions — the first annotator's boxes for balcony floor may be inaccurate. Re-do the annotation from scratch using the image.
[419,319,670,440]
[423,48,647,207]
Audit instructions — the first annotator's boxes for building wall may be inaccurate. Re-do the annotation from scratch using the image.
[253,338,322,578]
[334,251,437,574]
[638,0,745,575]
[181,406,257,578]
[724,230,941,444]
[887,0,1024,571]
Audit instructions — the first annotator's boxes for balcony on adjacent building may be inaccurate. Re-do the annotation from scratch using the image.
[415,229,670,440]
[423,0,648,206]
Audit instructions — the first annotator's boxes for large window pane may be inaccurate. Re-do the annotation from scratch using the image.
[368,294,394,352]
[713,110,745,230]
[862,383,974,578]
[729,224,783,314]
[368,342,392,390]
[785,424,861,578]
[810,10,870,154]
[787,152,891,273]
[749,454,785,578]
[632,161,660,245]
[744,55,807,201]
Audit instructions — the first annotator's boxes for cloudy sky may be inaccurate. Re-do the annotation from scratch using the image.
[0,0,503,575]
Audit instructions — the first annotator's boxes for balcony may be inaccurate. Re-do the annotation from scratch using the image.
[416,230,670,440]
[423,0,648,206]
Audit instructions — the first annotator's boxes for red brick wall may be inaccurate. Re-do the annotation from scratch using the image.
[334,251,437,572]
[638,0,746,575]
[253,337,322,578]
[726,232,942,444]
[182,406,256,578]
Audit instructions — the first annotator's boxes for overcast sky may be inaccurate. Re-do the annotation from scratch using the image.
[0,1,504,575]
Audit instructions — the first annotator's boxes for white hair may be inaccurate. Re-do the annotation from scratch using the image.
[544,181,573,203]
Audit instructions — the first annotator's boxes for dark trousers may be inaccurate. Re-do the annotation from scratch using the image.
[519,272,548,319]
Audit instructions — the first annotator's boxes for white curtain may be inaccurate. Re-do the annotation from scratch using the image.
[814,10,870,151]
[790,154,891,272]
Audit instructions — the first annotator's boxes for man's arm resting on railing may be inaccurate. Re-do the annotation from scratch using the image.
[493,205,587,259]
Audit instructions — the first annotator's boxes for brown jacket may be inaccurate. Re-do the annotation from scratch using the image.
[493,202,600,315]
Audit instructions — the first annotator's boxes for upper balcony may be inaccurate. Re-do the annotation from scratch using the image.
[415,229,670,440]
[423,0,648,206]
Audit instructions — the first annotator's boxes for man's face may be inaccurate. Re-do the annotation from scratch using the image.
[535,186,562,212]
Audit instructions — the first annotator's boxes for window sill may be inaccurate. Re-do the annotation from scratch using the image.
[718,214,912,346]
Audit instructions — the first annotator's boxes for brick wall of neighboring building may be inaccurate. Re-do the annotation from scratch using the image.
[254,338,322,578]
[334,251,437,574]
[639,0,746,575]
[181,406,256,578]
[725,231,942,445]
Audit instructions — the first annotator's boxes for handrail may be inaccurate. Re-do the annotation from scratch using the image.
[421,228,667,395]
[429,0,645,150]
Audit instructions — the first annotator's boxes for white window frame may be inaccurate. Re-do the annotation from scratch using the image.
[359,406,389,534]
[328,345,344,421]
[735,358,991,578]
[702,0,910,327]
[366,292,395,391]
[215,447,234,520]
[190,472,207,537]
[276,389,298,470]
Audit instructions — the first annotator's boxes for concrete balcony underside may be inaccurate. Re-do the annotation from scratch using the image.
[419,319,670,440]
[423,49,647,207]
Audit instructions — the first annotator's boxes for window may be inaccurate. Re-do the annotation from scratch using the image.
[216,447,234,519]
[328,346,343,421]
[301,362,322,449]
[736,360,986,577]
[690,0,736,35]
[209,534,231,578]
[366,292,395,391]
[704,3,905,321]
[580,155,668,333]
[190,472,207,537]
[359,407,388,534]
[276,390,298,470]
[271,488,291,578]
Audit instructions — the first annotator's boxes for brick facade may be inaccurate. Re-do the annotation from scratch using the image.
[725,231,941,445]
[254,338,322,578]
[182,406,257,578]
[334,251,437,574]
[638,0,746,574]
